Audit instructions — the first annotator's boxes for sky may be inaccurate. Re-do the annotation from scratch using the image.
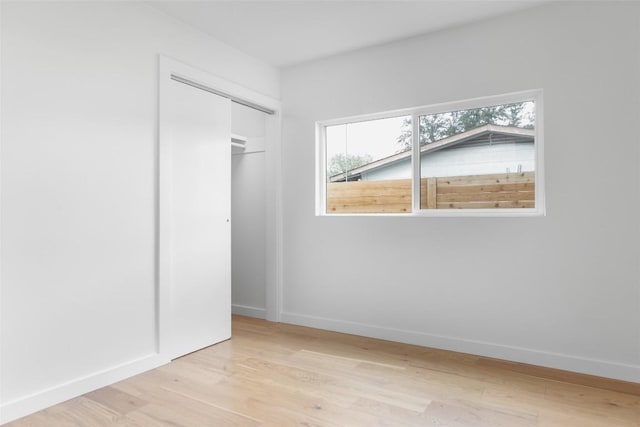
[326,115,409,163]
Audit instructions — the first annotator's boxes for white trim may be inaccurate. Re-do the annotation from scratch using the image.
[412,89,541,118]
[316,89,545,217]
[315,123,327,216]
[0,354,168,425]
[280,312,640,383]
[158,56,173,359]
[0,2,4,421]
[232,304,267,319]
[411,113,420,212]
[265,112,283,322]
[534,91,546,216]
[158,55,283,340]
[319,90,541,127]
[318,210,544,218]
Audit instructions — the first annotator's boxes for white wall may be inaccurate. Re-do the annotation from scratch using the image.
[0,2,278,423]
[281,2,640,381]
[231,103,267,318]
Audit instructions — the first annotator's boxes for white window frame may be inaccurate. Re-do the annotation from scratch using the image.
[316,89,545,217]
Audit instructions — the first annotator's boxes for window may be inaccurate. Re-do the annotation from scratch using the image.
[316,90,544,216]
[325,115,412,213]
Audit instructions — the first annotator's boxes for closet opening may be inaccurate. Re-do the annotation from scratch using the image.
[231,102,269,320]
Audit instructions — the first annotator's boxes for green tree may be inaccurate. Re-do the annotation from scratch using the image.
[396,102,534,152]
[327,153,373,178]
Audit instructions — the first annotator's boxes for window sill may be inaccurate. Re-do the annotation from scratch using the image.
[317,208,545,218]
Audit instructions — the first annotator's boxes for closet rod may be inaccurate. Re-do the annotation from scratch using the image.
[171,74,276,115]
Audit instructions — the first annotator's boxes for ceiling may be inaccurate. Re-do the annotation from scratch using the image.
[150,1,547,68]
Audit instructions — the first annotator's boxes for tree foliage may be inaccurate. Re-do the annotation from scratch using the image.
[327,153,373,177]
[396,102,534,152]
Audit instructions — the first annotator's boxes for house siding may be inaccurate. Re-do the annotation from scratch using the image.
[361,142,535,181]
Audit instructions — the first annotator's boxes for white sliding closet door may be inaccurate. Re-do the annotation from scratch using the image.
[165,78,231,360]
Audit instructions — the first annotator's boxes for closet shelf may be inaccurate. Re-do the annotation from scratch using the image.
[231,134,247,149]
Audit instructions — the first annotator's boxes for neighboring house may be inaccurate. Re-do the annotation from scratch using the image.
[330,124,535,182]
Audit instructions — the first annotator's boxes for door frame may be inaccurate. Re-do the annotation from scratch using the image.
[158,56,282,359]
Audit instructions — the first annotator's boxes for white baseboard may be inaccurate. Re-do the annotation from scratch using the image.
[232,304,266,319]
[280,311,640,383]
[1,353,168,425]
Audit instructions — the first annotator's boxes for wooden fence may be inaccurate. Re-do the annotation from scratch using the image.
[327,171,535,213]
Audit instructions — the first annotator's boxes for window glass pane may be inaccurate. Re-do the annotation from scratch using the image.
[419,101,536,209]
[326,115,412,213]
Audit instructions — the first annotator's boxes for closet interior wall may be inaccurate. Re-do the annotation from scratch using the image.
[231,103,267,318]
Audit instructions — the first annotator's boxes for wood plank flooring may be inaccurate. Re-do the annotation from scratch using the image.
[7,315,640,426]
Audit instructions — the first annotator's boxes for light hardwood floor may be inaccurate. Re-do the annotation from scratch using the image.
[7,315,640,426]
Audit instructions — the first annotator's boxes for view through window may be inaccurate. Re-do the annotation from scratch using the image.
[326,115,411,213]
[418,101,535,210]
[320,92,542,215]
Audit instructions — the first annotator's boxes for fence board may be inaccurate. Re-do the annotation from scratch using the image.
[327,179,411,213]
[437,191,534,203]
[327,180,411,197]
[436,171,534,187]
[326,172,535,213]
[328,204,412,213]
[426,178,437,209]
[436,182,535,194]
[437,200,535,209]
